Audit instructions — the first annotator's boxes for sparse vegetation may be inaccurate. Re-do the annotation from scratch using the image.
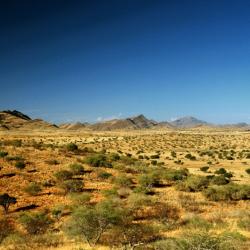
[0,130,249,249]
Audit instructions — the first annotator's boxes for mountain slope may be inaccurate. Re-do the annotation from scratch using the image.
[59,122,89,130]
[0,110,57,131]
[90,114,157,131]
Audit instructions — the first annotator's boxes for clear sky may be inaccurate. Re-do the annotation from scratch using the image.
[1,0,250,124]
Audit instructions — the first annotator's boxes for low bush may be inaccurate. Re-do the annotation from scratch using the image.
[0,151,8,158]
[24,182,42,196]
[60,179,83,193]
[200,166,209,172]
[54,170,73,181]
[66,143,78,152]
[69,163,84,175]
[210,175,230,185]
[113,175,133,188]
[215,168,227,175]
[97,170,113,179]
[176,175,209,192]
[15,160,26,169]
[85,154,112,168]
[164,168,189,181]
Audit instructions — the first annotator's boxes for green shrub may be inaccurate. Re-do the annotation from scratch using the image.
[15,161,26,169]
[54,170,73,181]
[69,163,84,175]
[85,154,112,168]
[185,153,196,160]
[200,166,209,172]
[0,151,8,158]
[19,212,52,235]
[109,153,120,161]
[215,168,227,175]
[66,143,78,152]
[203,184,250,201]
[24,182,42,196]
[176,175,209,192]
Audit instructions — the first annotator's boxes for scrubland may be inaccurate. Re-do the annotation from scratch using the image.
[0,130,249,249]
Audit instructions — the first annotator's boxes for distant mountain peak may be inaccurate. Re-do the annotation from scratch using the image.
[170,116,208,128]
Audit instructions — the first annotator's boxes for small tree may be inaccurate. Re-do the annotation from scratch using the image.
[65,200,124,247]
[0,193,17,213]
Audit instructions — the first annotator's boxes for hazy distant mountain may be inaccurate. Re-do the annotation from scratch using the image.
[90,114,157,131]
[0,110,57,131]
[169,116,209,128]
[59,122,89,130]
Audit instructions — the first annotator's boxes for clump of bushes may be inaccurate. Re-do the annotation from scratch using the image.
[185,153,196,160]
[203,184,250,201]
[19,212,53,235]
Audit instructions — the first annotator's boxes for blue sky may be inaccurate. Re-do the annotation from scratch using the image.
[1,0,250,124]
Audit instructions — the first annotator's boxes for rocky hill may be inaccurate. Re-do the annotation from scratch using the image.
[90,114,158,131]
[0,110,57,131]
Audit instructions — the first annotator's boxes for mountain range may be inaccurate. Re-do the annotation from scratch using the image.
[0,110,249,131]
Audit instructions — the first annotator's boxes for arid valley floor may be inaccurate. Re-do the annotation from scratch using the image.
[0,129,250,249]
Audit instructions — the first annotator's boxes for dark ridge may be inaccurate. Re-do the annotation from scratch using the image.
[3,110,31,121]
